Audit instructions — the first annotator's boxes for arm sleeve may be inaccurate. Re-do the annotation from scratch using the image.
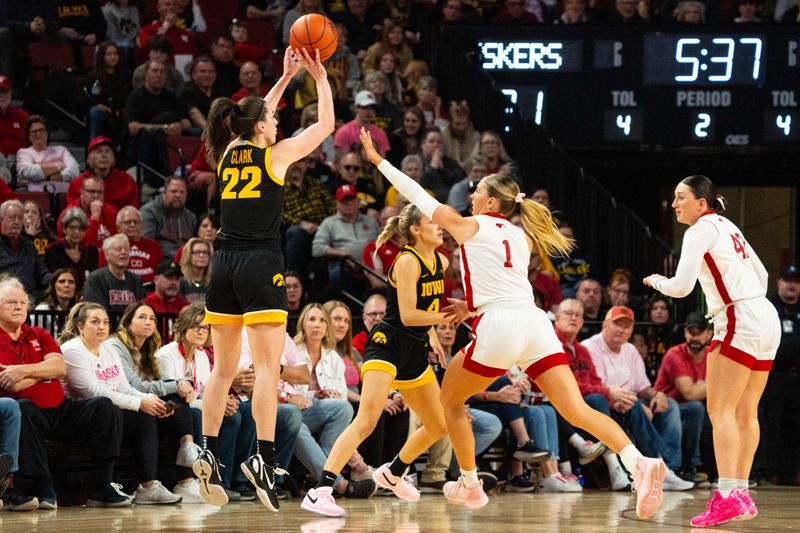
[655,222,717,298]
[63,346,142,411]
[377,160,442,220]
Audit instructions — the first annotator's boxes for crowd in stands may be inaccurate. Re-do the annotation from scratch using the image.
[0,0,798,512]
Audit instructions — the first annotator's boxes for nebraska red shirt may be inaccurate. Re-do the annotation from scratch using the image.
[0,324,65,409]
[143,291,190,315]
[530,270,564,311]
[362,239,401,275]
[139,22,197,56]
[0,105,29,156]
[57,201,118,247]
[68,168,140,210]
[654,343,707,403]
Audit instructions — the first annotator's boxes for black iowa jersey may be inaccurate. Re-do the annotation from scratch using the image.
[383,246,445,337]
[216,140,284,244]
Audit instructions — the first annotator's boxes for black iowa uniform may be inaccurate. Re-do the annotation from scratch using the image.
[205,140,288,326]
[361,246,445,389]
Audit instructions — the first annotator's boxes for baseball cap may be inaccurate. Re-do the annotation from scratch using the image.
[87,136,113,153]
[156,260,182,277]
[605,305,634,323]
[335,184,358,201]
[354,90,377,108]
[779,265,799,281]
[684,311,710,330]
[0,75,10,91]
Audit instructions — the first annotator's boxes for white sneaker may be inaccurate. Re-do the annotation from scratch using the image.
[663,468,694,491]
[133,480,182,505]
[173,479,205,503]
[541,474,582,493]
[609,465,632,491]
[176,441,203,468]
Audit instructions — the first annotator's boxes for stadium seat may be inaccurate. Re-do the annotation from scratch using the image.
[167,136,203,175]
[245,19,276,51]
[28,43,75,70]
[198,0,240,21]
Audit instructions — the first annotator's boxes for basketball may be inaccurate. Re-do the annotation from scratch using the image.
[289,14,338,62]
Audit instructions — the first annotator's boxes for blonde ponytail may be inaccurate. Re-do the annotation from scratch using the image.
[373,204,422,260]
[518,199,574,258]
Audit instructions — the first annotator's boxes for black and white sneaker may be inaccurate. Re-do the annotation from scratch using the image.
[240,454,286,512]
[0,453,12,500]
[193,449,228,506]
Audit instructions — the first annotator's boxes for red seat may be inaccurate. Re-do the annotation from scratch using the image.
[15,191,52,218]
[27,43,75,70]
[198,0,240,21]
[167,136,203,174]
[81,46,96,69]
[245,19,276,51]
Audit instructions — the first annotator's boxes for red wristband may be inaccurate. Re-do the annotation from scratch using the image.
[482,391,489,401]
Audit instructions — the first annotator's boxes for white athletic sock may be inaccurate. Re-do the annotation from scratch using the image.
[559,461,573,476]
[619,445,644,474]
[461,468,479,488]
[603,449,620,471]
[718,477,737,498]
[735,479,749,492]
[568,433,586,449]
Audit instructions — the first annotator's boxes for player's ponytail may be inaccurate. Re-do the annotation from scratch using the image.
[680,174,726,214]
[374,205,422,258]
[483,173,574,258]
[204,96,268,161]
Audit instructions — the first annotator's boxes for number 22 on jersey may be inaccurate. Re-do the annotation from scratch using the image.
[221,166,262,200]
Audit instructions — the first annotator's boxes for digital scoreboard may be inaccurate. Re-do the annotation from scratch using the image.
[445,26,800,148]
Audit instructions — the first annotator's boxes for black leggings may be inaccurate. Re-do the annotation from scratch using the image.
[122,409,159,482]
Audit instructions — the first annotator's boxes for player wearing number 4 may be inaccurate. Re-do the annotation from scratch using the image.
[193,47,334,511]
[644,175,781,528]
[360,127,667,518]
[302,203,458,517]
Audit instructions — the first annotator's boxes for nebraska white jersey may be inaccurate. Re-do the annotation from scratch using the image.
[657,211,769,314]
[459,213,534,312]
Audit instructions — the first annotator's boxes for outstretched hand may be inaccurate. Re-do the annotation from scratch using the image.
[642,273,666,289]
[295,47,326,82]
[282,46,301,79]
[359,127,383,165]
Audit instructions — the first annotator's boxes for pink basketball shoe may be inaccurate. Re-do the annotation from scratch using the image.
[690,490,749,527]
[443,477,489,509]
[631,457,666,519]
[735,489,758,520]
[301,487,346,518]
[373,464,420,502]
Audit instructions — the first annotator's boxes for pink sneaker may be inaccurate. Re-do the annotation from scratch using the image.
[735,489,758,520]
[690,490,749,527]
[443,477,489,509]
[373,463,420,502]
[631,457,666,519]
[301,487,346,518]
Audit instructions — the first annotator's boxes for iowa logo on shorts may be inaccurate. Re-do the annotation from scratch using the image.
[272,273,285,287]
[372,331,387,344]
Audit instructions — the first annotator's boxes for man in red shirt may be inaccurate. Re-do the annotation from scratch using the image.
[102,206,164,290]
[528,245,563,313]
[143,260,189,314]
[352,293,386,355]
[0,278,128,509]
[654,311,710,485]
[137,0,197,58]
[0,76,28,158]
[57,175,118,247]
[67,137,139,211]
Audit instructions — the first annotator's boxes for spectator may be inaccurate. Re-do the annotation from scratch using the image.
[332,0,383,55]
[734,0,762,21]
[16,115,79,193]
[35,268,79,315]
[231,61,270,102]
[0,7,59,87]
[606,0,647,22]
[575,278,604,338]
[0,278,129,510]
[604,268,632,308]
[528,244,563,313]
[143,259,190,314]
[85,42,132,140]
[45,208,100,288]
[292,104,335,168]
[352,293,386,354]
[441,101,480,166]
[554,0,594,23]
[106,301,203,502]
[443,246,464,301]
[57,175,118,247]
[446,155,487,215]
[209,33,239,96]
[312,184,380,292]
[384,155,431,210]
[281,0,323,45]
[283,156,335,276]
[582,306,693,490]
[322,300,363,405]
[327,23,363,100]
[60,302,182,504]
[68,136,139,211]
[654,311,710,486]
[761,265,800,485]
[641,294,674,382]
[554,222,593,297]
[388,106,425,167]
[83,234,146,314]
[375,51,405,105]
[361,205,400,289]
[108,206,164,289]
[181,56,224,133]
[470,130,518,181]
[22,199,55,257]
[400,59,429,108]
[332,152,382,215]
[672,0,705,21]
[359,71,401,135]
[174,0,207,32]
[334,90,390,161]
[132,34,184,96]
[286,304,374,497]
[413,76,447,129]
[229,20,266,64]
[553,299,631,490]
[137,0,197,57]
[126,60,192,189]
[173,212,217,263]
[491,0,541,23]
[419,128,465,204]
[54,0,106,45]
[361,21,414,75]
[178,237,211,302]
[102,0,141,52]
[0,200,50,297]
[141,176,196,259]
[285,271,305,335]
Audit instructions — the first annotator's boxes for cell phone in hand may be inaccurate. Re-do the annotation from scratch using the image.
[164,399,181,413]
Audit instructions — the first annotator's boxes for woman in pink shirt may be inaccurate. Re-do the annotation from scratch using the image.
[16,116,79,192]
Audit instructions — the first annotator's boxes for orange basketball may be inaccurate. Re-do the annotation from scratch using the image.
[289,14,338,62]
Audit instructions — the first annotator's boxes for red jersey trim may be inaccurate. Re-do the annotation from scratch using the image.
[482,212,509,221]
[703,252,732,305]
[462,314,505,378]
[459,244,475,312]
[523,352,569,381]
[709,339,772,372]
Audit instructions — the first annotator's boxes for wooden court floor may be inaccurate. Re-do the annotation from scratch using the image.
[0,488,797,532]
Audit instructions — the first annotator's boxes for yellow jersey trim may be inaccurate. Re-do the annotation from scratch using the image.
[205,309,244,326]
[361,360,398,380]
[392,366,436,390]
[405,245,438,277]
[243,309,288,325]
[264,146,283,186]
